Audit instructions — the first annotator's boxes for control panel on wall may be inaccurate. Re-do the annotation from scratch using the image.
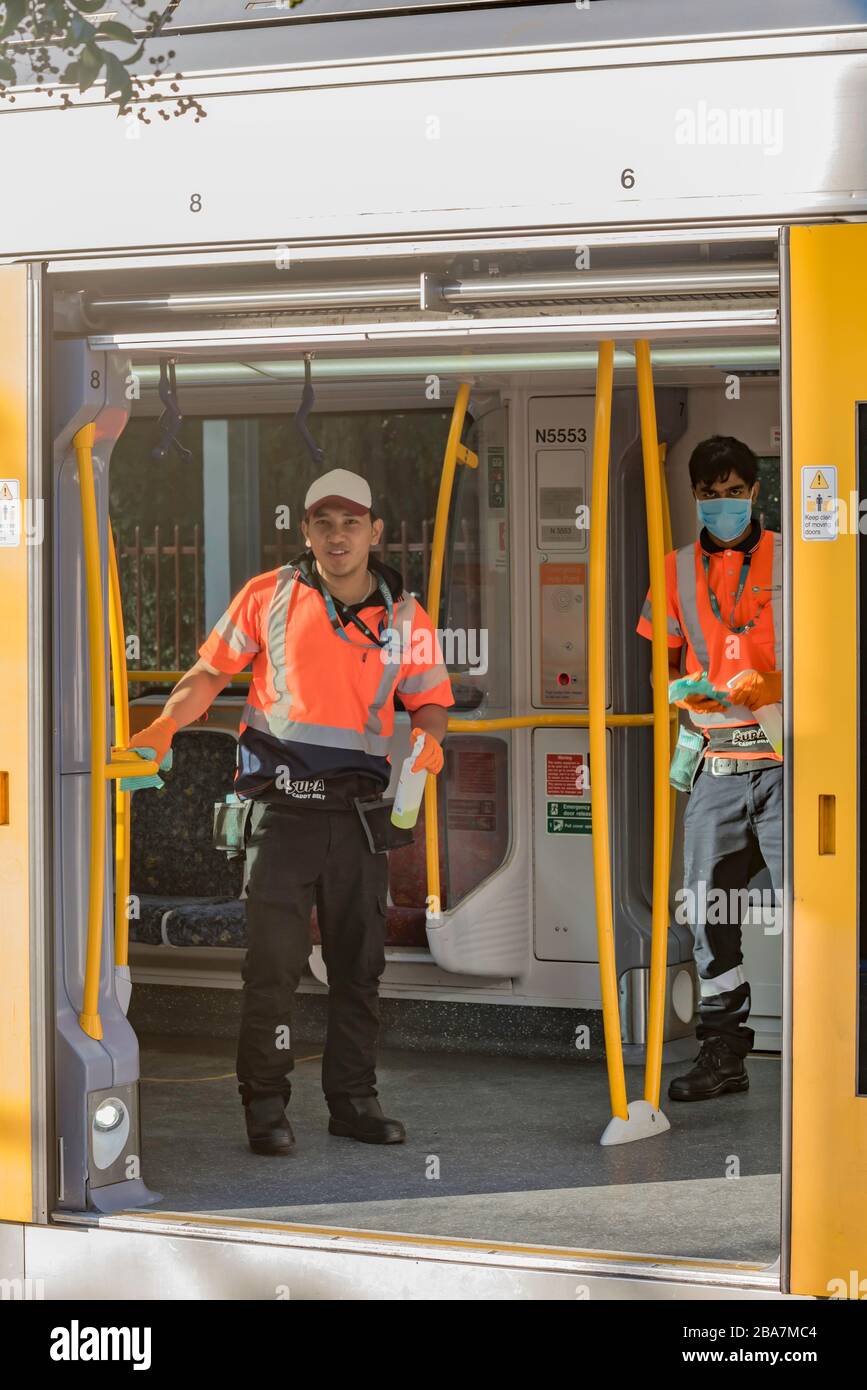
[529,396,593,708]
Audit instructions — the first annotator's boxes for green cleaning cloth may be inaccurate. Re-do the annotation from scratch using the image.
[667,672,731,706]
[119,746,173,793]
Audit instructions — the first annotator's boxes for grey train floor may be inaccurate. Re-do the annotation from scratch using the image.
[138,1036,781,1264]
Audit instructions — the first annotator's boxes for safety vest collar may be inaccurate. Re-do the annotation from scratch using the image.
[289,549,405,604]
[698,518,763,557]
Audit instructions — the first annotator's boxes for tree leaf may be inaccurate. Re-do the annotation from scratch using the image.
[76,44,104,94]
[70,15,97,44]
[0,0,27,43]
[70,0,116,12]
[103,51,132,103]
[95,22,137,46]
[0,56,17,84]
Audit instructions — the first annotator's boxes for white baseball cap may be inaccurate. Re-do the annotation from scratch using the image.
[304,468,372,518]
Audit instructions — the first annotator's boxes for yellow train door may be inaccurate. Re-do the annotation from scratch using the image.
[0,263,36,1224]
[788,224,867,1298]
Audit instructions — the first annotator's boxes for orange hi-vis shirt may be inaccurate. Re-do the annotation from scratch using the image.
[199,552,454,798]
[636,525,782,762]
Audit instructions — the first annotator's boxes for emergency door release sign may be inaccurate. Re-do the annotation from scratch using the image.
[801,466,838,542]
[0,480,20,547]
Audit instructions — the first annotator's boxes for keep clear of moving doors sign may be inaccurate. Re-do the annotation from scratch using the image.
[801,466,838,541]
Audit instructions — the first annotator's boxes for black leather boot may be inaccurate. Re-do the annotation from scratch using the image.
[327,1095,406,1144]
[668,1036,749,1102]
[244,1094,296,1155]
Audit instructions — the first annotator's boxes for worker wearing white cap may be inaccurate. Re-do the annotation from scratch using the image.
[128,468,454,1153]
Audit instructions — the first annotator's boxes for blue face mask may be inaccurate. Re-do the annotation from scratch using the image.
[696,497,753,543]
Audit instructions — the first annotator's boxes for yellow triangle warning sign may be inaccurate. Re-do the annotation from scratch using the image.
[810,470,830,490]
[0,483,12,501]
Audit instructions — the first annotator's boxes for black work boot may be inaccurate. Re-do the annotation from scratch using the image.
[244,1094,296,1155]
[327,1095,406,1145]
[668,1036,749,1102]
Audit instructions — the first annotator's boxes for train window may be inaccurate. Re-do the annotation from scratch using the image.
[755,453,781,533]
[110,406,453,673]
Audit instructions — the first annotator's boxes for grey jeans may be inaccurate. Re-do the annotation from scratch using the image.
[682,762,783,1056]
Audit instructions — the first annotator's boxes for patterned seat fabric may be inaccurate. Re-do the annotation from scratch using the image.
[128,728,245,947]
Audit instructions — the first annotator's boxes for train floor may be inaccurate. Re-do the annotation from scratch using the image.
[138,1035,781,1266]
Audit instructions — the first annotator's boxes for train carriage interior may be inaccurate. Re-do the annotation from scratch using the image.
[49,229,785,1276]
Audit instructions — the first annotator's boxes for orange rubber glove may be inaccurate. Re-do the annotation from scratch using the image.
[127,714,178,766]
[673,671,728,714]
[409,726,444,776]
[727,669,783,711]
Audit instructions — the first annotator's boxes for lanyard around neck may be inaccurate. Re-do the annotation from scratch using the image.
[317,570,395,649]
[701,550,757,634]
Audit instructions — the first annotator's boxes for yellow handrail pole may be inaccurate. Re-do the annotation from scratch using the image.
[75,424,106,1041]
[108,529,132,971]
[424,382,477,919]
[635,341,671,1109]
[588,341,628,1122]
[658,442,678,873]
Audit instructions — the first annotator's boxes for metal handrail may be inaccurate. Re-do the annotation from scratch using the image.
[635,340,672,1112]
[423,382,478,917]
[75,424,157,1041]
[588,341,630,1121]
[108,529,132,974]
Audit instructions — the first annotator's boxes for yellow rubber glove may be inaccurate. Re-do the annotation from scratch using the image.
[127,714,178,766]
[673,671,728,714]
[409,726,444,776]
[727,669,783,711]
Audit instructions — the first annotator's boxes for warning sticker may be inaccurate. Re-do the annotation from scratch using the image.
[801,465,838,541]
[546,801,592,834]
[546,752,587,797]
[0,479,20,548]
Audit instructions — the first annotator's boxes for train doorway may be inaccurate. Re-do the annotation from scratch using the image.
[43,233,787,1291]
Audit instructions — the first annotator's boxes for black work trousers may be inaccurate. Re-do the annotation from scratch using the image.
[236,798,389,1106]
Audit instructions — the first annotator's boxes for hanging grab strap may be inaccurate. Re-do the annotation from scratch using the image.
[152,357,192,464]
[295,353,325,468]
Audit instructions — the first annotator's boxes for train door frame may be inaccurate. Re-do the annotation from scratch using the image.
[0,234,809,1298]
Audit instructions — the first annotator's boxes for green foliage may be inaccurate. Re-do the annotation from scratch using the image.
[0,1,206,119]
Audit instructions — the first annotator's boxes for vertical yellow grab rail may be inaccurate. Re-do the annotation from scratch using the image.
[75,425,157,1040]
[635,340,672,1114]
[658,442,678,873]
[587,342,629,1123]
[76,424,107,1040]
[108,529,132,988]
[424,383,478,919]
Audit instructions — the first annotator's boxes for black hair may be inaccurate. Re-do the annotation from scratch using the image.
[688,435,758,491]
[369,505,379,523]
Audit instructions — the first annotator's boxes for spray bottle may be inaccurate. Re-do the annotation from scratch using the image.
[390,731,428,829]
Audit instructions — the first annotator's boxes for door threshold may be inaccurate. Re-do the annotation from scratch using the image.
[53,1207,782,1294]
